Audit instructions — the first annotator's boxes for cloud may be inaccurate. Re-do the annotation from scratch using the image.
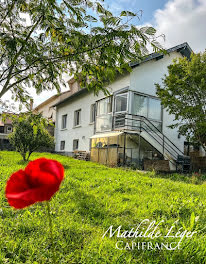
[154,0,206,52]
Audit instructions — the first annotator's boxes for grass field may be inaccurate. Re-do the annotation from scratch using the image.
[0,151,206,263]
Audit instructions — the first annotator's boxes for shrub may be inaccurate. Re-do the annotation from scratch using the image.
[9,112,54,161]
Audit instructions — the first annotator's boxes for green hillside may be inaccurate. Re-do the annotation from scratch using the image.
[0,151,205,264]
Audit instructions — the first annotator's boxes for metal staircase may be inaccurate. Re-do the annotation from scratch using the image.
[113,113,185,168]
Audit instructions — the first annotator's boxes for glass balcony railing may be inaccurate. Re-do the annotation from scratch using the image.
[96,114,112,133]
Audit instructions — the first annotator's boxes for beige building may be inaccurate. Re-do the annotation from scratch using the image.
[33,78,82,123]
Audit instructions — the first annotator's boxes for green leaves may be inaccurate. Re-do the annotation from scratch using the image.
[8,112,54,161]
[0,0,161,102]
[120,11,136,17]
[156,52,206,151]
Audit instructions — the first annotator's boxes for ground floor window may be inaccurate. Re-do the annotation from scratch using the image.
[73,139,79,150]
[60,141,65,150]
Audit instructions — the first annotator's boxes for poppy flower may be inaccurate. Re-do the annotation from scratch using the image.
[5,158,64,209]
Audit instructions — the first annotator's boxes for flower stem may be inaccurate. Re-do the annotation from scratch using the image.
[46,201,56,264]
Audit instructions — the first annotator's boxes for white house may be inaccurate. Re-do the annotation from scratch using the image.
[53,43,192,170]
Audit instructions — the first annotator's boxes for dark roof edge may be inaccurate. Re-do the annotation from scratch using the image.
[130,42,193,68]
[53,88,88,107]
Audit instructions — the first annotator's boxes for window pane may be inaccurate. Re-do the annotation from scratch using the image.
[97,97,112,115]
[150,121,162,131]
[60,141,65,150]
[132,94,147,117]
[96,115,112,132]
[62,115,67,129]
[73,139,79,150]
[90,104,96,123]
[148,98,161,121]
[74,110,81,126]
[115,93,127,112]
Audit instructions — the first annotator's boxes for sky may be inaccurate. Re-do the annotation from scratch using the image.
[1,0,206,110]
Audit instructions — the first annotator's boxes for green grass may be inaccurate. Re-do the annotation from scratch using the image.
[0,151,206,263]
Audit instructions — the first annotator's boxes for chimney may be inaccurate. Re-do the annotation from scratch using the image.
[30,99,33,111]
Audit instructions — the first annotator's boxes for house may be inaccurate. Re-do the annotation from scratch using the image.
[0,113,14,150]
[33,90,72,123]
[33,90,72,135]
[53,43,193,171]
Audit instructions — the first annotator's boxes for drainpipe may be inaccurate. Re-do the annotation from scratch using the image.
[123,132,126,166]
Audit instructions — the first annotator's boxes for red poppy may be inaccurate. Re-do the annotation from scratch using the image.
[5,158,64,209]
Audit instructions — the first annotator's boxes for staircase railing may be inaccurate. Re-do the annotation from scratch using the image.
[113,113,184,162]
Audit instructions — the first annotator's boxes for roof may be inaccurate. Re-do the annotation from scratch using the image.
[130,42,192,68]
[53,88,88,107]
[54,42,193,108]
[34,90,70,110]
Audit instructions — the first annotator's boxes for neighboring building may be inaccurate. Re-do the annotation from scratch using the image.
[33,90,72,123]
[33,90,72,136]
[0,113,14,150]
[53,43,193,171]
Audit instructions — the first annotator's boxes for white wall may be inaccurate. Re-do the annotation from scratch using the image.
[130,52,182,96]
[55,74,130,153]
[56,51,186,154]
[130,52,185,153]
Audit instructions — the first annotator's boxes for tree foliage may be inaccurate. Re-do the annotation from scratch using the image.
[156,52,206,151]
[0,0,162,106]
[8,112,54,161]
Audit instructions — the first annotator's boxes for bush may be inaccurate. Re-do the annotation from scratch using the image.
[9,112,54,161]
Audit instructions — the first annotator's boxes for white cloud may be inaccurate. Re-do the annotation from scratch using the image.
[154,0,206,52]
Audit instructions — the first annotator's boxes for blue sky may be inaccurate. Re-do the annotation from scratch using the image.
[104,0,169,24]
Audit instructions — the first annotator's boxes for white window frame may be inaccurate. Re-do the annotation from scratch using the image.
[60,140,65,150]
[74,109,81,127]
[90,104,96,123]
[73,139,79,150]
[61,114,67,129]
[114,92,128,114]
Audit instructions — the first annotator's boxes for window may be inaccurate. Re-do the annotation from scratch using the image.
[96,115,112,132]
[0,126,4,133]
[132,94,147,117]
[60,141,65,150]
[115,93,128,112]
[61,114,67,129]
[148,98,161,121]
[6,126,12,133]
[132,93,162,130]
[96,97,113,132]
[90,104,96,123]
[132,94,162,121]
[74,109,81,126]
[73,139,79,150]
[97,97,112,116]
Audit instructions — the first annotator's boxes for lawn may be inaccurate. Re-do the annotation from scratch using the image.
[0,151,206,263]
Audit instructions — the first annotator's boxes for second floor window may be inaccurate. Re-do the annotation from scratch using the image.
[90,104,96,123]
[97,97,112,116]
[74,109,81,126]
[61,114,67,129]
[115,93,128,113]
